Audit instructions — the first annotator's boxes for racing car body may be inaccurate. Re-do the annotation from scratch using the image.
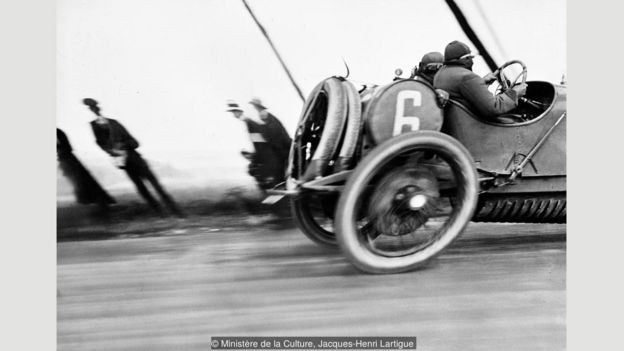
[280,61,566,273]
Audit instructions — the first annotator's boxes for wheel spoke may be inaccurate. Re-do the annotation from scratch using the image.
[344,144,472,258]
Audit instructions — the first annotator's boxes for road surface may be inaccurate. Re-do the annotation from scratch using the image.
[57,221,565,351]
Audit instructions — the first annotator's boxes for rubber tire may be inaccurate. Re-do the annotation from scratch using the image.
[300,77,348,181]
[290,195,338,247]
[286,81,325,179]
[335,131,479,273]
[335,79,363,171]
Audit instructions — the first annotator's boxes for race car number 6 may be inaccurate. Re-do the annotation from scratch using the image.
[393,90,422,136]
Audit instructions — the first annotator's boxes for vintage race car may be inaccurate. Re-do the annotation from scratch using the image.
[277,60,566,274]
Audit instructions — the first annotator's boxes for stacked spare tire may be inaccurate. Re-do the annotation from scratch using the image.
[290,77,363,183]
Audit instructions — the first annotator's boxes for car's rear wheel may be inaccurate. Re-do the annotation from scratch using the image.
[335,131,479,273]
[290,193,338,247]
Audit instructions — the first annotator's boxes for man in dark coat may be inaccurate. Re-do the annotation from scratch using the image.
[227,100,285,190]
[412,52,444,86]
[57,128,115,207]
[83,98,184,217]
[433,40,527,119]
[248,98,292,166]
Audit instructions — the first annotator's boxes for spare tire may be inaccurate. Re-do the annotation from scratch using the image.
[293,77,348,182]
[334,79,363,172]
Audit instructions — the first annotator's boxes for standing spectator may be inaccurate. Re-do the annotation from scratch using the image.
[82,98,184,217]
[248,98,291,178]
[226,100,284,191]
[57,128,115,208]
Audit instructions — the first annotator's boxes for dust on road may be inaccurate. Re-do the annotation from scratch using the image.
[57,222,565,351]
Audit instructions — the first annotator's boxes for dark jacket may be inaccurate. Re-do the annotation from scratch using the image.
[243,118,285,189]
[90,118,139,156]
[433,65,519,118]
[259,110,292,160]
[57,128,73,159]
[57,128,116,205]
[416,72,435,86]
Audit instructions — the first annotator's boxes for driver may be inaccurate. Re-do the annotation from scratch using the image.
[433,40,527,118]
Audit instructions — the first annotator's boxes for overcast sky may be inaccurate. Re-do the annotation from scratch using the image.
[57,0,566,190]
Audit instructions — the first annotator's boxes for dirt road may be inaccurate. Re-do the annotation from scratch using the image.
[57,222,565,351]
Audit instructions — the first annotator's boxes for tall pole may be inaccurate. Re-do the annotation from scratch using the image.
[241,0,305,102]
[472,0,509,61]
[444,0,498,72]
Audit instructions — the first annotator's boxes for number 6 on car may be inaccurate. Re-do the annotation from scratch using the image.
[393,90,422,135]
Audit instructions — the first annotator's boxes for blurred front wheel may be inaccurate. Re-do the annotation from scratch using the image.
[335,131,479,273]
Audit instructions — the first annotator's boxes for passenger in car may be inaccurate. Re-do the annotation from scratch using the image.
[412,52,444,86]
[433,40,527,118]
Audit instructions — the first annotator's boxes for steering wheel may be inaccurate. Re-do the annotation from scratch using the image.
[494,60,527,91]
[493,60,529,123]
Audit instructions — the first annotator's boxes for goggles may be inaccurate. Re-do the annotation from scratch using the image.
[459,53,475,60]
[422,62,443,72]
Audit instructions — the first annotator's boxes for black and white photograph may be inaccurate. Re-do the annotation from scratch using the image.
[53,0,567,350]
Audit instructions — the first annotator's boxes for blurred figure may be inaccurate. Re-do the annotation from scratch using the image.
[248,98,291,186]
[82,98,184,217]
[249,97,292,163]
[226,100,284,191]
[412,52,444,86]
[57,128,115,208]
